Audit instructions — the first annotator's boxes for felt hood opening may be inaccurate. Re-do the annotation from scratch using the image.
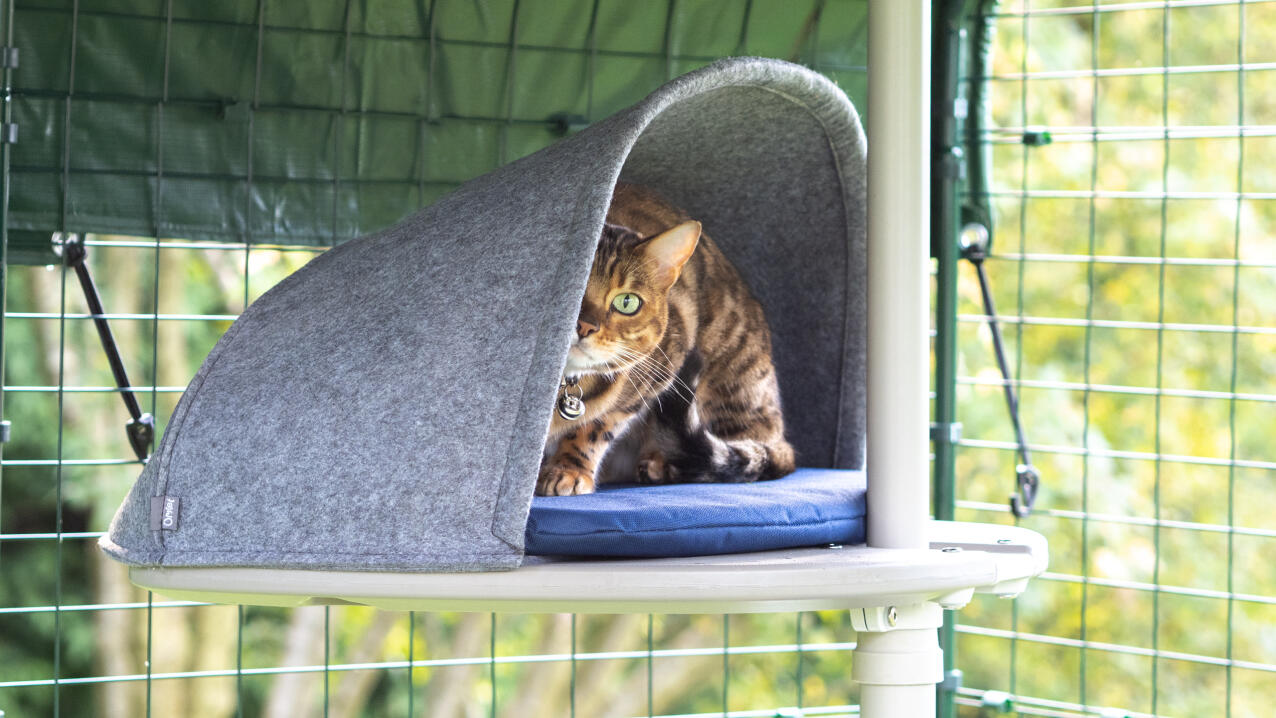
[100,58,867,572]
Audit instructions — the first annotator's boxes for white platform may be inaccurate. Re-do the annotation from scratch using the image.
[130,520,1046,614]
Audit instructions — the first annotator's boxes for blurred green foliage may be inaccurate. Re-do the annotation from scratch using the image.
[953,3,1275,717]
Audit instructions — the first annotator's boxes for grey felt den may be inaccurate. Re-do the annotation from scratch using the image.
[99,57,868,572]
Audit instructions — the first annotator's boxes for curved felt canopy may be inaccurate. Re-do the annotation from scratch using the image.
[100,57,867,572]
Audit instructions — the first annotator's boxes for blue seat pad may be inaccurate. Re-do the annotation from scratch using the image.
[525,468,867,558]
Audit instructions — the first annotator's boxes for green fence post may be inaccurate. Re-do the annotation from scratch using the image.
[0,0,13,550]
[931,3,966,717]
[934,1,1001,715]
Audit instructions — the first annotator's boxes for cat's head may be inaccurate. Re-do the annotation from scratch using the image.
[564,220,701,376]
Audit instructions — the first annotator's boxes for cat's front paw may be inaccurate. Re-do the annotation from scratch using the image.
[537,464,596,496]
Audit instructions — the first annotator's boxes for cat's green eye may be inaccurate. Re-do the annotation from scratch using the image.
[611,292,642,315]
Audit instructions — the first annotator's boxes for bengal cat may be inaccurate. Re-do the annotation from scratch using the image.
[536,182,795,496]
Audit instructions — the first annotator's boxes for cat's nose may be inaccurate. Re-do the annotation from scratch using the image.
[577,319,600,338]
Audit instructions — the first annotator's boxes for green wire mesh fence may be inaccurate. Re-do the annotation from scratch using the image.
[951,1,1276,716]
[0,1,871,717]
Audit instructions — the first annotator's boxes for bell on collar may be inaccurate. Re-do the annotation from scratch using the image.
[557,376,585,421]
[557,392,585,420]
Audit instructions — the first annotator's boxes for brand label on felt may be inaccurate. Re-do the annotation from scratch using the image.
[150,496,181,531]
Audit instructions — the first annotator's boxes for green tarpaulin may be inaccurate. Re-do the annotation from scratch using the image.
[7,0,867,263]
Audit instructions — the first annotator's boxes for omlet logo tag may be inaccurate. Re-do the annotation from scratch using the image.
[150,496,181,531]
[162,497,179,529]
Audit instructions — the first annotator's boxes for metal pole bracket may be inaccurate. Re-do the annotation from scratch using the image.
[929,421,963,445]
[852,602,945,633]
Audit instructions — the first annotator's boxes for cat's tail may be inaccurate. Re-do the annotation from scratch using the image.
[643,351,796,484]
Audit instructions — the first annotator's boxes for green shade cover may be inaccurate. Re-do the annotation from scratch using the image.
[7,0,867,262]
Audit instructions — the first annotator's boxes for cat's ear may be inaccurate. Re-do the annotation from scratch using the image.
[643,220,701,289]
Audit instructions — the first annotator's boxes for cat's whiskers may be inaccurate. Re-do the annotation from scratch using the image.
[620,370,654,416]
[650,344,696,399]
[631,358,674,399]
[612,347,662,395]
[585,345,639,374]
[610,347,665,398]
[644,362,694,406]
[617,344,693,404]
[610,350,660,415]
[612,344,695,406]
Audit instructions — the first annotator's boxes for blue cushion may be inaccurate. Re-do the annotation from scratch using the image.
[524,468,867,558]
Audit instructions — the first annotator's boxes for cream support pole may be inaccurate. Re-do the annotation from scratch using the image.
[866,0,932,551]
[857,629,945,714]
[859,3,943,717]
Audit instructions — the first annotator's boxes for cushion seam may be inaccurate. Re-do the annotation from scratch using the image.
[526,514,864,538]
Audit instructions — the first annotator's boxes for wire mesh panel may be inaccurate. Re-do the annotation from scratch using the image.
[952,1,1276,716]
[0,1,872,716]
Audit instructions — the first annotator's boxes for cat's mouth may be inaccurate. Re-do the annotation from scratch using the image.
[565,343,626,376]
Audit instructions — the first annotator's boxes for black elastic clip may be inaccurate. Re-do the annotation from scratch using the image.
[962,223,1043,519]
[127,414,156,465]
[1010,463,1040,518]
[1022,130,1053,147]
[55,234,154,463]
[549,112,589,137]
